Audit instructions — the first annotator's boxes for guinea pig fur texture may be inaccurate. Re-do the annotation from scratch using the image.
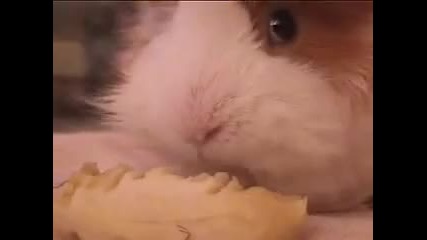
[54,1,373,213]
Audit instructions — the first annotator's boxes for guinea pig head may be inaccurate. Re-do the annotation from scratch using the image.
[103,1,373,212]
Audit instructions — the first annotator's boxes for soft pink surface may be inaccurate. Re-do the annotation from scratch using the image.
[303,210,372,240]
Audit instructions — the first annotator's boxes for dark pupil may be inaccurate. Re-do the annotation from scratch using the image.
[269,9,297,42]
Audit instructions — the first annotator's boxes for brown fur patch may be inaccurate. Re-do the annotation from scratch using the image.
[241,1,373,109]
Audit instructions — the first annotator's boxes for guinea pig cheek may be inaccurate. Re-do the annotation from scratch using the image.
[193,60,349,188]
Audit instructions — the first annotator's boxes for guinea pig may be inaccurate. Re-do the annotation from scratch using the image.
[53,1,373,214]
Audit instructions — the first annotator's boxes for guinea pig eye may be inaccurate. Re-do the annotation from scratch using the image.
[268,9,297,44]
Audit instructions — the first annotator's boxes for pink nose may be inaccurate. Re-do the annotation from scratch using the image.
[202,125,224,144]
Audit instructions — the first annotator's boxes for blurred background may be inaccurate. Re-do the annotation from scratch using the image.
[54,2,96,131]
[53,2,87,120]
[53,1,128,131]
[53,2,87,79]
[53,1,175,131]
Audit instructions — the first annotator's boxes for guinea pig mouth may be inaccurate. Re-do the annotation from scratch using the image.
[196,148,258,189]
[192,123,258,188]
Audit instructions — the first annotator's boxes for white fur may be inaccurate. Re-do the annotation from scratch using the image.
[54,1,372,213]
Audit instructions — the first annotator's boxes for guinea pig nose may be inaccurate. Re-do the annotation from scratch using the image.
[187,123,224,147]
[203,125,224,143]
